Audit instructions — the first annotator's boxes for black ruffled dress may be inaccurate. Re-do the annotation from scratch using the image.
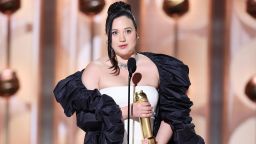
[53,52,205,144]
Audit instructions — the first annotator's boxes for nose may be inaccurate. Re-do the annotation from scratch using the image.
[119,32,126,42]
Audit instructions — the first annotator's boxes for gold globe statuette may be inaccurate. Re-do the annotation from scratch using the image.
[135,90,156,144]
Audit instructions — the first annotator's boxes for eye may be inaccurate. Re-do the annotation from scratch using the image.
[112,31,118,36]
[126,29,132,34]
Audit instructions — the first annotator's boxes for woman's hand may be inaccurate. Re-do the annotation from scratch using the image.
[142,139,149,144]
[132,102,153,118]
[141,138,157,144]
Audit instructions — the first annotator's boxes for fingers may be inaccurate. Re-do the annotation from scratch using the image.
[141,139,149,144]
[140,113,152,118]
[140,102,153,111]
[132,102,153,118]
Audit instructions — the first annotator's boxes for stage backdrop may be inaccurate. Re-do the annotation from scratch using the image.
[224,0,256,144]
[53,0,208,143]
[0,0,41,144]
[1,0,254,144]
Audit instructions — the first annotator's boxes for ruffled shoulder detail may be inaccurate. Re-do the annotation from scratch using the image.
[142,52,205,144]
[53,70,124,143]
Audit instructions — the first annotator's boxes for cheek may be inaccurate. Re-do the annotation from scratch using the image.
[111,37,118,46]
[129,36,137,45]
[128,34,137,42]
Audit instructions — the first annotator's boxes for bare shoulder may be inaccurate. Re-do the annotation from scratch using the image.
[137,53,159,87]
[84,59,103,73]
[138,53,156,67]
[82,57,108,89]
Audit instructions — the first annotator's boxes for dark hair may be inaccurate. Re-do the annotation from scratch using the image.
[105,1,137,75]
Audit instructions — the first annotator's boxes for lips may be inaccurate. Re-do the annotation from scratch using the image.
[118,44,128,49]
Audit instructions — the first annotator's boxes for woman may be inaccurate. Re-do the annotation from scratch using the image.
[53,1,204,144]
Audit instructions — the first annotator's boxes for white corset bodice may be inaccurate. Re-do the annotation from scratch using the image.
[100,85,158,108]
[100,86,159,144]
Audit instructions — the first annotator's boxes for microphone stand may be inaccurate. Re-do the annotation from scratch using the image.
[127,72,132,144]
[127,57,136,144]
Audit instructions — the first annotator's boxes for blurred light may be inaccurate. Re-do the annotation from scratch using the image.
[0,69,20,97]
[0,0,20,14]
[162,0,189,18]
[246,0,256,19]
[245,76,256,103]
[79,0,105,16]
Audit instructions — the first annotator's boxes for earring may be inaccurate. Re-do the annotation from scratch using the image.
[137,36,140,39]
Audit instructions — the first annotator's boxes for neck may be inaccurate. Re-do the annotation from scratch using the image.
[117,53,138,69]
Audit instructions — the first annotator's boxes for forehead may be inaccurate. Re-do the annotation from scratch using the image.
[112,16,135,29]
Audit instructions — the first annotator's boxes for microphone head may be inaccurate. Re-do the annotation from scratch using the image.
[127,57,136,75]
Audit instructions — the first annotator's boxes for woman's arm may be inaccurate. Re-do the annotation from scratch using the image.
[155,121,173,144]
[120,105,129,120]
[82,62,101,90]
[121,102,153,120]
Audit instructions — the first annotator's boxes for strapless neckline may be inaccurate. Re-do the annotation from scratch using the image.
[100,85,158,91]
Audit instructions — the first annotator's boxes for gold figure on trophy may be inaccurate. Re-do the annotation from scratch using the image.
[135,90,156,144]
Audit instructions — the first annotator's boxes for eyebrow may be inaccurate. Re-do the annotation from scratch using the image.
[112,27,133,31]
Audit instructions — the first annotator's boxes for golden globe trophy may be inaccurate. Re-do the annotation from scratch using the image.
[135,90,156,144]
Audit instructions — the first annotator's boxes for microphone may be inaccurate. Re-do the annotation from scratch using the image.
[127,57,136,144]
[127,57,136,78]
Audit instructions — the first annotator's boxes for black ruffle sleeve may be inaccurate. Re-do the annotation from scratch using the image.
[142,52,205,144]
[53,70,124,144]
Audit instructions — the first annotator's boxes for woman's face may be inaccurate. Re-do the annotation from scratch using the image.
[111,16,137,59]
